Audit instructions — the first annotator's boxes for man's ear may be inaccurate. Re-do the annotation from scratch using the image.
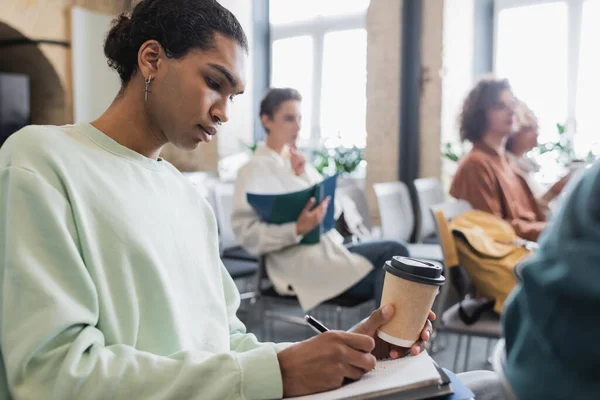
[138,40,163,78]
[261,114,272,133]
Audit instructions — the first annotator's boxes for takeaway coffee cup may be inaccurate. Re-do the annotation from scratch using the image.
[377,256,445,348]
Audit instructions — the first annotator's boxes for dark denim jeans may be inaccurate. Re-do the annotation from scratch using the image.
[342,240,410,305]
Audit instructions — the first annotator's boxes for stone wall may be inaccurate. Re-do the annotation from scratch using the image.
[364,0,403,225]
[365,0,445,224]
[419,0,444,180]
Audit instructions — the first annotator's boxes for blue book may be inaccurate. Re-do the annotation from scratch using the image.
[246,174,338,245]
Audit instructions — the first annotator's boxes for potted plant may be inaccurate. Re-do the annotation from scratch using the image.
[311,146,365,176]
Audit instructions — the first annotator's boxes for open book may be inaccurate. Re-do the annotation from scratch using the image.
[246,174,337,245]
[285,351,453,400]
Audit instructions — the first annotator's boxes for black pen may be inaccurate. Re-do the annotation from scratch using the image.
[304,314,329,334]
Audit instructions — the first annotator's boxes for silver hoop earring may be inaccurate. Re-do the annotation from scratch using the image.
[144,74,152,101]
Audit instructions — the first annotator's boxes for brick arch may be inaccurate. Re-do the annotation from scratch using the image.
[0,21,67,126]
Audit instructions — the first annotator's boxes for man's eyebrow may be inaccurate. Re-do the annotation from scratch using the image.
[207,63,241,92]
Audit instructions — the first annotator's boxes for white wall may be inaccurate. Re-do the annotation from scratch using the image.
[71,7,121,122]
[216,0,255,158]
[441,0,475,143]
[440,0,475,189]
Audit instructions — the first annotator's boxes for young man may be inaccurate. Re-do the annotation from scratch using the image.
[232,88,410,311]
[450,77,546,241]
[0,1,432,398]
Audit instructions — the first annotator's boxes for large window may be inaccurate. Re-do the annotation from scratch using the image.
[495,0,600,158]
[270,0,369,149]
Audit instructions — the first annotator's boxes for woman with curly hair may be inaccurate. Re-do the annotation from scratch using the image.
[449,76,546,241]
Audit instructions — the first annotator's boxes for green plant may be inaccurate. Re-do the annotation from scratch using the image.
[312,148,330,174]
[241,140,258,153]
[586,150,596,164]
[311,146,365,175]
[441,141,468,162]
[333,146,364,175]
[537,123,577,167]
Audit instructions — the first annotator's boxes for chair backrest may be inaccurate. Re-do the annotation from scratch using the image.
[414,177,445,242]
[337,179,373,231]
[183,171,219,213]
[429,199,473,320]
[212,182,238,251]
[373,181,414,242]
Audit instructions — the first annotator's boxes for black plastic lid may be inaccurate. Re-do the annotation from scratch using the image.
[383,256,445,286]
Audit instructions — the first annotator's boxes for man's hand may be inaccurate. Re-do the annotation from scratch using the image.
[350,305,435,360]
[277,331,377,397]
[296,196,330,235]
[290,146,306,176]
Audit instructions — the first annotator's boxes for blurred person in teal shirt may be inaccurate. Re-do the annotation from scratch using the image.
[502,160,600,398]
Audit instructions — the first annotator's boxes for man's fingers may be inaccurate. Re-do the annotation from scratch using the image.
[302,197,316,213]
[336,332,375,353]
[318,200,330,219]
[354,305,394,335]
[411,341,425,355]
[388,345,410,359]
[420,320,433,341]
[343,365,368,382]
[428,311,436,321]
[309,197,330,222]
[345,348,377,373]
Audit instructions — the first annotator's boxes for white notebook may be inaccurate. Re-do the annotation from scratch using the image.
[286,351,447,400]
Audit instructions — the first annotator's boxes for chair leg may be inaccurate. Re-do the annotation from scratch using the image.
[263,301,273,342]
[453,335,463,372]
[268,312,275,342]
[262,315,269,342]
[440,331,448,349]
[463,335,472,372]
[485,338,494,365]
[428,330,436,353]
[429,330,447,354]
[256,299,267,342]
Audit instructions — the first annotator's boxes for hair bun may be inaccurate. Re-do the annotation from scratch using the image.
[104,13,136,83]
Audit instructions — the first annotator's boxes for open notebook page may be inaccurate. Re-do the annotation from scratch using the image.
[286,351,442,400]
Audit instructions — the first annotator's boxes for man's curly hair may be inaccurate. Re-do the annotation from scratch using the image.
[459,76,512,142]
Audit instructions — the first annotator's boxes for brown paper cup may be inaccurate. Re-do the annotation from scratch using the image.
[377,269,440,347]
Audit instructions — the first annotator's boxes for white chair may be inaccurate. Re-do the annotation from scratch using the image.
[414,177,445,243]
[212,182,238,251]
[183,171,219,214]
[373,181,443,262]
[337,178,375,234]
[212,182,258,298]
[186,174,257,282]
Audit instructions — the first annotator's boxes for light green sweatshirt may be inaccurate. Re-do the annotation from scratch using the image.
[0,123,288,400]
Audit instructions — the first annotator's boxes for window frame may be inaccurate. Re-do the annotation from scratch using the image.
[270,7,367,149]
[493,0,585,140]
